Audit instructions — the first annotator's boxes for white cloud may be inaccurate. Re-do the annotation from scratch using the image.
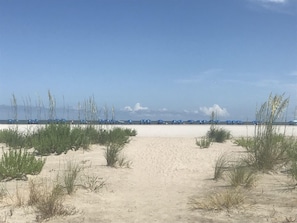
[123,103,148,112]
[134,103,148,111]
[123,106,133,112]
[199,104,229,117]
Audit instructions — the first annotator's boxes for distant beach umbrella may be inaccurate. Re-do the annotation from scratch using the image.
[157,120,164,124]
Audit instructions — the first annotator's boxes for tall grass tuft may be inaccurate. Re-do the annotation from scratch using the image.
[206,111,231,143]
[213,154,229,181]
[196,137,211,149]
[227,164,257,188]
[246,93,290,171]
[47,90,56,120]
[10,93,18,122]
[29,180,75,221]
[284,137,297,181]
[105,143,124,167]
[62,161,82,195]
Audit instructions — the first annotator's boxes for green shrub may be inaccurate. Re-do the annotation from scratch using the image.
[124,128,137,137]
[207,126,231,143]
[70,126,93,150]
[0,128,26,149]
[0,149,45,181]
[98,127,131,147]
[73,125,101,145]
[31,124,72,155]
[196,137,211,149]
[32,124,95,155]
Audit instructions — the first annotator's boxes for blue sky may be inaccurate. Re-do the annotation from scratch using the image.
[1,0,297,121]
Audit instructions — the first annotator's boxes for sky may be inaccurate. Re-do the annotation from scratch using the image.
[0,0,297,121]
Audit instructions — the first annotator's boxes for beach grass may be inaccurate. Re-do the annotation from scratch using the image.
[227,164,257,188]
[0,149,45,181]
[190,189,245,211]
[0,128,27,149]
[213,153,229,181]
[196,137,211,149]
[62,161,83,195]
[28,179,76,221]
[246,94,290,171]
[206,126,231,143]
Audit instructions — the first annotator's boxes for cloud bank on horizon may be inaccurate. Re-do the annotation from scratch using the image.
[121,103,229,120]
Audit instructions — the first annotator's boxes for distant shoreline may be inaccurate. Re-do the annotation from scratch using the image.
[1,119,296,125]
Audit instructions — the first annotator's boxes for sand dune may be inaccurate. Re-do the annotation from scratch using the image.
[0,124,296,222]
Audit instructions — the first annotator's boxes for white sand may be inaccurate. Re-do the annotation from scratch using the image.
[0,124,297,222]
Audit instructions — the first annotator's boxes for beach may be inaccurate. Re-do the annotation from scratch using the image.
[0,124,297,222]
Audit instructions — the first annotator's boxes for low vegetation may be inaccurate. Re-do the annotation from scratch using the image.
[28,179,76,221]
[227,164,257,188]
[0,91,137,221]
[190,189,245,211]
[193,93,297,214]
[0,128,27,149]
[27,160,105,221]
[0,149,45,181]
[206,126,231,143]
[61,161,83,195]
[213,154,229,181]
[105,143,129,167]
[98,127,133,147]
[196,112,231,149]
[0,124,136,156]
[196,137,211,149]
[79,174,105,193]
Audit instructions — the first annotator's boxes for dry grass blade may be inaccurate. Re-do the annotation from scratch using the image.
[228,165,258,188]
[79,175,105,192]
[28,179,76,222]
[189,189,245,211]
[213,153,229,181]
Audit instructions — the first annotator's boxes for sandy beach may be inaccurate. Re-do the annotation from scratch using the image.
[0,124,297,222]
